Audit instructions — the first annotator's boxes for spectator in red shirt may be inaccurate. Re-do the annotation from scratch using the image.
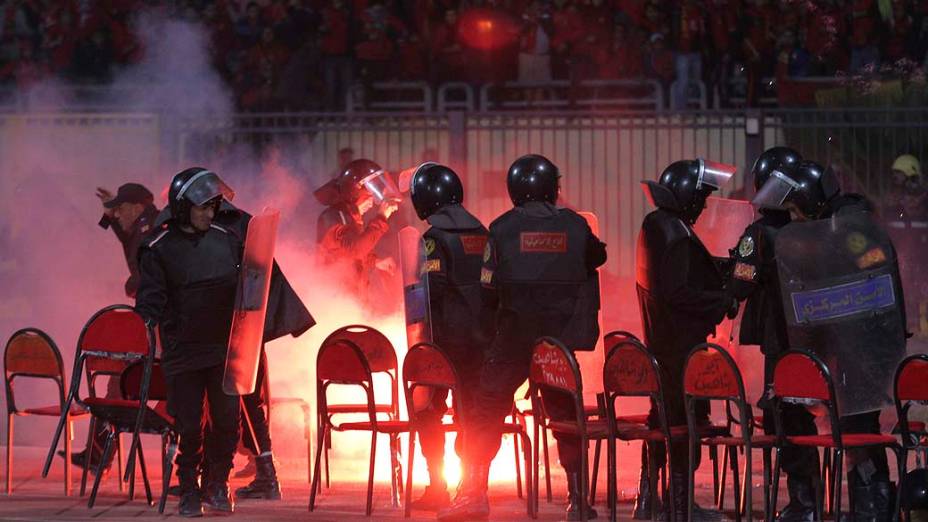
[594,23,644,79]
[236,2,265,47]
[430,9,465,83]
[397,33,427,80]
[707,0,737,106]
[850,0,881,72]
[355,22,395,100]
[647,32,675,105]
[883,1,915,64]
[550,0,583,79]
[319,0,354,110]
[671,0,706,109]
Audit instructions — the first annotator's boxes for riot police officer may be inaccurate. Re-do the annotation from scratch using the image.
[406,163,488,511]
[730,147,819,522]
[135,168,244,517]
[315,158,399,308]
[637,159,738,522]
[438,154,606,522]
[754,160,905,521]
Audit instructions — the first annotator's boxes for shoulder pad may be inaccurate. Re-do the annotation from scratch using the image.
[647,210,691,245]
[144,227,170,249]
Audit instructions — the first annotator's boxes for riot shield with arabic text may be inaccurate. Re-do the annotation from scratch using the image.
[223,209,280,395]
[775,212,907,414]
[399,226,432,348]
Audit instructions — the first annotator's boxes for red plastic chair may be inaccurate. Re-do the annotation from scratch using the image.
[118,360,177,514]
[602,337,729,522]
[529,337,603,522]
[316,325,403,502]
[894,353,928,521]
[770,350,903,522]
[41,305,156,508]
[401,342,534,518]
[4,328,90,496]
[310,338,410,516]
[684,343,776,522]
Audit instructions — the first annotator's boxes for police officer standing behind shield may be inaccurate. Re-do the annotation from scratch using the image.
[407,162,488,510]
[439,154,606,522]
[135,168,245,517]
[753,161,905,521]
[729,147,820,522]
[637,159,738,522]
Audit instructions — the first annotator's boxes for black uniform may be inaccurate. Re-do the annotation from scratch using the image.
[467,201,605,472]
[635,207,731,473]
[416,204,488,472]
[135,216,243,485]
[729,211,820,485]
[99,203,160,298]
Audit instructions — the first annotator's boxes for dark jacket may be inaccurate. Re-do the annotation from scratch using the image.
[99,203,160,298]
[136,206,314,376]
[636,208,730,373]
[422,204,488,362]
[481,202,606,361]
[730,210,791,355]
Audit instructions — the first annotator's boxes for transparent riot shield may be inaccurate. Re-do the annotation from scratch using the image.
[693,197,756,350]
[223,209,280,395]
[576,211,605,397]
[399,226,432,348]
[693,196,756,259]
[775,212,907,414]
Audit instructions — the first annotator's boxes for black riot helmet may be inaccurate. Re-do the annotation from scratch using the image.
[901,469,928,511]
[409,162,464,220]
[507,154,560,206]
[752,160,841,220]
[751,146,802,192]
[642,158,736,224]
[168,167,235,225]
[335,158,400,205]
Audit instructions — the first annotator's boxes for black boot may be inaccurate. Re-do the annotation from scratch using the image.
[59,447,114,475]
[203,482,234,515]
[234,454,282,500]
[778,476,816,522]
[178,469,203,518]
[658,472,722,522]
[566,472,598,521]
[437,464,490,521]
[633,466,658,520]
[851,480,895,522]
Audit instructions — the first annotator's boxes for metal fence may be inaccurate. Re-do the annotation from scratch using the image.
[171,108,928,278]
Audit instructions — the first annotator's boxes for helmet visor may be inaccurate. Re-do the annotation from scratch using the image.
[751,170,798,210]
[361,169,401,203]
[176,170,235,206]
[697,158,737,190]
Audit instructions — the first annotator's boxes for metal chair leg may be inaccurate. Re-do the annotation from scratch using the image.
[64,415,72,496]
[309,425,327,511]
[366,432,377,516]
[79,416,96,497]
[87,430,116,508]
[404,431,416,518]
[590,439,601,505]
[5,414,13,495]
[542,423,552,502]
[730,446,742,522]
[513,430,523,499]
[137,438,153,506]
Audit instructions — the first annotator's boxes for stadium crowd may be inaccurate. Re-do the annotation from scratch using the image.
[0,0,927,111]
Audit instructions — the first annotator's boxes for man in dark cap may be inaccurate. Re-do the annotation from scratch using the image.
[59,183,161,474]
[97,183,160,298]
